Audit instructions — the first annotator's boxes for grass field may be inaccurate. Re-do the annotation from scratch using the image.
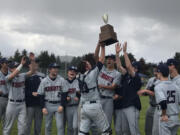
[0,96,180,135]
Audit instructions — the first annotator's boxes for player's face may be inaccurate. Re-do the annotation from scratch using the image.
[49,68,59,78]
[85,61,92,71]
[106,58,115,68]
[167,65,174,73]
[1,62,8,70]
[153,68,158,78]
[68,70,76,79]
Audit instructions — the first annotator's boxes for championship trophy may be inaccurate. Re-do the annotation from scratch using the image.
[99,14,118,46]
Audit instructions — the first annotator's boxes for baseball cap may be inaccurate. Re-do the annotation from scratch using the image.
[132,61,140,71]
[157,63,169,77]
[8,61,19,69]
[166,58,178,66]
[105,54,116,60]
[68,66,78,72]
[0,58,9,64]
[48,63,60,69]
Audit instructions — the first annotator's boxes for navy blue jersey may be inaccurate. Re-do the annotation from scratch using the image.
[25,72,45,107]
[121,72,142,110]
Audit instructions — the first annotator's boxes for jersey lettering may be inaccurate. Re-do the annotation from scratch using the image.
[0,80,6,85]
[12,81,25,88]
[45,86,61,92]
[68,88,76,93]
[100,72,114,83]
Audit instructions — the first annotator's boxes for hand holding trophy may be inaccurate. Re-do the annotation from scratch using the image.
[99,14,118,46]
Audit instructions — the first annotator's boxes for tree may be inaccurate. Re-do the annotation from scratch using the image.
[174,52,180,73]
[21,49,28,56]
[13,49,21,62]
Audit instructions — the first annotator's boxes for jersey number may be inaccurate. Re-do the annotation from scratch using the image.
[167,90,175,104]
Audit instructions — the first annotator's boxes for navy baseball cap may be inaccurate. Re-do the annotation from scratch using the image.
[105,54,116,60]
[48,63,60,69]
[157,63,169,76]
[68,66,78,72]
[0,58,9,64]
[8,61,19,69]
[166,58,178,66]
[132,61,140,71]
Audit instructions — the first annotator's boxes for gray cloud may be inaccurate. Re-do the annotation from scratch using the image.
[0,0,179,63]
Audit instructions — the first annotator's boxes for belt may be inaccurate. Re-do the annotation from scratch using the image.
[9,99,25,103]
[101,95,112,99]
[45,100,61,104]
[83,100,98,104]
[0,94,8,98]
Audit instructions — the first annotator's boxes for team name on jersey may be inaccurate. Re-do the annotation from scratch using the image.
[12,81,25,88]
[0,80,6,85]
[45,86,61,92]
[68,88,76,93]
[100,72,114,83]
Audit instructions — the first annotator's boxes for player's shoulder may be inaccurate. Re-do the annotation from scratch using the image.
[36,72,46,78]
[57,75,65,81]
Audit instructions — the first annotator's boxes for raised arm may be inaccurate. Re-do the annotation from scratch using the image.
[115,43,127,75]
[99,45,105,64]
[7,56,26,81]
[123,42,135,77]
[25,52,36,77]
[94,42,101,63]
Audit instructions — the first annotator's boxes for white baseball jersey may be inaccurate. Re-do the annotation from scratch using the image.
[145,77,160,105]
[37,75,67,101]
[171,75,180,89]
[6,73,26,100]
[65,78,80,105]
[98,66,121,97]
[0,71,9,95]
[79,62,103,103]
[155,80,180,115]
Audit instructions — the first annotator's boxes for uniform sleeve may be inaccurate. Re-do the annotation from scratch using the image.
[96,62,104,71]
[145,78,152,89]
[113,72,121,85]
[37,80,45,95]
[154,85,166,104]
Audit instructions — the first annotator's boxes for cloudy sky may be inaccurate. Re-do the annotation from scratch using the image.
[0,0,180,63]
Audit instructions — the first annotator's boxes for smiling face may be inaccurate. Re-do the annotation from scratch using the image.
[49,68,59,79]
[106,58,115,69]
[1,62,8,71]
[68,70,77,80]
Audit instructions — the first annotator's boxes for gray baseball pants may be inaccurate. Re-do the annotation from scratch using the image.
[145,105,156,135]
[152,108,160,135]
[3,101,27,135]
[25,106,43,135]
[66,105,78,135]
[78,102,109,135]
[114,109,123,135]
[159,115,180,135]
[100,98,114,125]
[122,106,140,135]
[45,102,64,135]
[0,97,8,128]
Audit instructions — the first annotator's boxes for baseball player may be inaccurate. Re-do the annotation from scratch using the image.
[65,66,80,135]
[0,58,9,130]
[154,63,180,135]
[97,54,121,125]
[25,57,45,135]
[115,42,142,135]
[167,58,180,88]
[78,44,112,135]
[33,63,67,135]
[137,66,160,135]
[3,56,35,135]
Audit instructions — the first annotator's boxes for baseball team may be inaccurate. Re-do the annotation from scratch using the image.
[0,40,180,135]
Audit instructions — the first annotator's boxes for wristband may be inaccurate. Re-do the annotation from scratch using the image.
[16,64,23,71]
